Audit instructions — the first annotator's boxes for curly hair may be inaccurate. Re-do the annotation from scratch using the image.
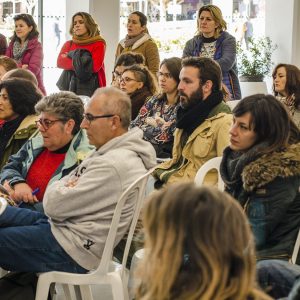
[0,78,42,115]
[13,14,39,42]
[136,183,271,300]
[35,91,84,135]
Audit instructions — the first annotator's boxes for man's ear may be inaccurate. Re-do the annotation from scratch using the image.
[111,115,121,130]
[203,80,213,94]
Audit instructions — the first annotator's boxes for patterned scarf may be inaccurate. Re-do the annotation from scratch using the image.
[12,40,28,63]
[277,94,296,115]
[124,33,145,48]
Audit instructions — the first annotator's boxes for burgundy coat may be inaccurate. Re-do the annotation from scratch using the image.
[6,37,46,95]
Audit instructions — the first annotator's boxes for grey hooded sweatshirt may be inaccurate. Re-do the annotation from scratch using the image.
[43,127,157,270]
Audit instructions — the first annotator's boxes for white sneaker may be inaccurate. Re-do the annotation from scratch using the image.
[0,197,8,215]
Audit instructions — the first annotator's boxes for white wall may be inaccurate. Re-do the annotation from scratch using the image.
[265,0,300,68]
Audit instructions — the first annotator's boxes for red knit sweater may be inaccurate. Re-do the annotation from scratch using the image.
[26,149,66,201]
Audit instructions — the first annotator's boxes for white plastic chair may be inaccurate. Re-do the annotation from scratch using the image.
[290,229,300,264]
[194,157,224,190]
[35,169,154,300]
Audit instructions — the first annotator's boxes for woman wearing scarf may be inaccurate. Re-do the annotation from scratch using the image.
[57,12,106,91]
[6,14,46,95]
[115,11,159,76]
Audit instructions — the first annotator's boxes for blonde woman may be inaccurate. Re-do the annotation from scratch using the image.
[136,183,271,300]
[183,5,241,100]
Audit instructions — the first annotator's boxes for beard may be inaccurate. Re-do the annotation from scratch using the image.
[179,87,204,110]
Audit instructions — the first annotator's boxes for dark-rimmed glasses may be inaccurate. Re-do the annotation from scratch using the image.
[119,77,140,84]
[83,113,115,125]
[35,118,65,131]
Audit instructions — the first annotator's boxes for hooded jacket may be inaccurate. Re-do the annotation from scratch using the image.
[220,142,300,260]
[43,127,157,270]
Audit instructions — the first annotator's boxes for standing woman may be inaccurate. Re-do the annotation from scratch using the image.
[273,63,300,129]
[115,11,159,76]
[220,94,300,262]
[6,14,46,95]
[57,12,106,93]
[183,5,241,100]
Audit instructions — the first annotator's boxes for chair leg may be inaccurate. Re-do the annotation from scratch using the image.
[35,279,52,300]
[79,285,93,300]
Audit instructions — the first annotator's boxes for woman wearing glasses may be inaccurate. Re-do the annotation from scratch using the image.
[183,5,241,100]
[115,11,159,76]
[0,91,92,208]
[130,57,181,158]
[120,64,158,119]
[0,78,42,170]
[6,14,46,95]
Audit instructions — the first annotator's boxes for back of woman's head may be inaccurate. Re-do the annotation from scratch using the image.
[125,64,158,94]
[137,183,262,300]
[13,14,39,41]
[197,5,227,37]
[272,63,300,108]
[233,94,300,152]
[0,56,18,73]
[0,78,42,115]
[70,12,100,37]
[115,52,145,68]
[160,57,182,85]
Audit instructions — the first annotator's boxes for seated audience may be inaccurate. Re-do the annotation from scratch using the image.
[153,57,231,187]
[112,51,145,88]
[220,94,300,261]
[273,63,300,128]
[136,183,270,300]
[1,91,93,208]
[0,87,156,274]
[130,57,181,158]
[0,56,17,80]
[0,78,42,170]
[120,64,158,120]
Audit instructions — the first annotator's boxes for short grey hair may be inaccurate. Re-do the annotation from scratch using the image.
[92,87,132,128]
[35,91,84,135]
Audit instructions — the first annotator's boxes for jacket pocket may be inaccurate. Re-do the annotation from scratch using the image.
[192,130,214,158]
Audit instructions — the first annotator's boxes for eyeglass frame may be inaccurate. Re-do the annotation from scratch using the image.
[119,76,140,84]
[35,118,66,131]
[82,113,117,126]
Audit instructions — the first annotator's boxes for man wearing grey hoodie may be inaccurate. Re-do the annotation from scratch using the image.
[0,87,157,273]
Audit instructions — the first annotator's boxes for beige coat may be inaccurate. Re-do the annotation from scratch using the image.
[115,34,160,76]
[154,110,232,185]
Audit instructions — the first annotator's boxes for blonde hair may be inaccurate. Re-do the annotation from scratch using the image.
[136,183,271,300]
[197,5,227,38]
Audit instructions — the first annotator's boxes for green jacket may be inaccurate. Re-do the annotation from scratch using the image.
[0,115,38,171]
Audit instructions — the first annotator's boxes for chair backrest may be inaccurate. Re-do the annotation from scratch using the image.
[291,229,300,264]
[194,157,224,190]
[96,168,154,277]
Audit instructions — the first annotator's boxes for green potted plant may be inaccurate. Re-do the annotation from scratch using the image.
[237,36,277,82]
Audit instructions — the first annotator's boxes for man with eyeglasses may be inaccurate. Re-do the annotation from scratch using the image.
[0,91,93,209]
[0,87,156,274]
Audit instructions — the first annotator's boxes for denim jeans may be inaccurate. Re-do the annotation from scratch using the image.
[257,259,300,299]
[0,206,87,273]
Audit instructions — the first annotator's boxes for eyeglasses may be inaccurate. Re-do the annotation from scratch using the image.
[35,118,64,131]
[83,113,115,125]
[119,77,140,84]
[112,71,122,79]
[157,72,172,79]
